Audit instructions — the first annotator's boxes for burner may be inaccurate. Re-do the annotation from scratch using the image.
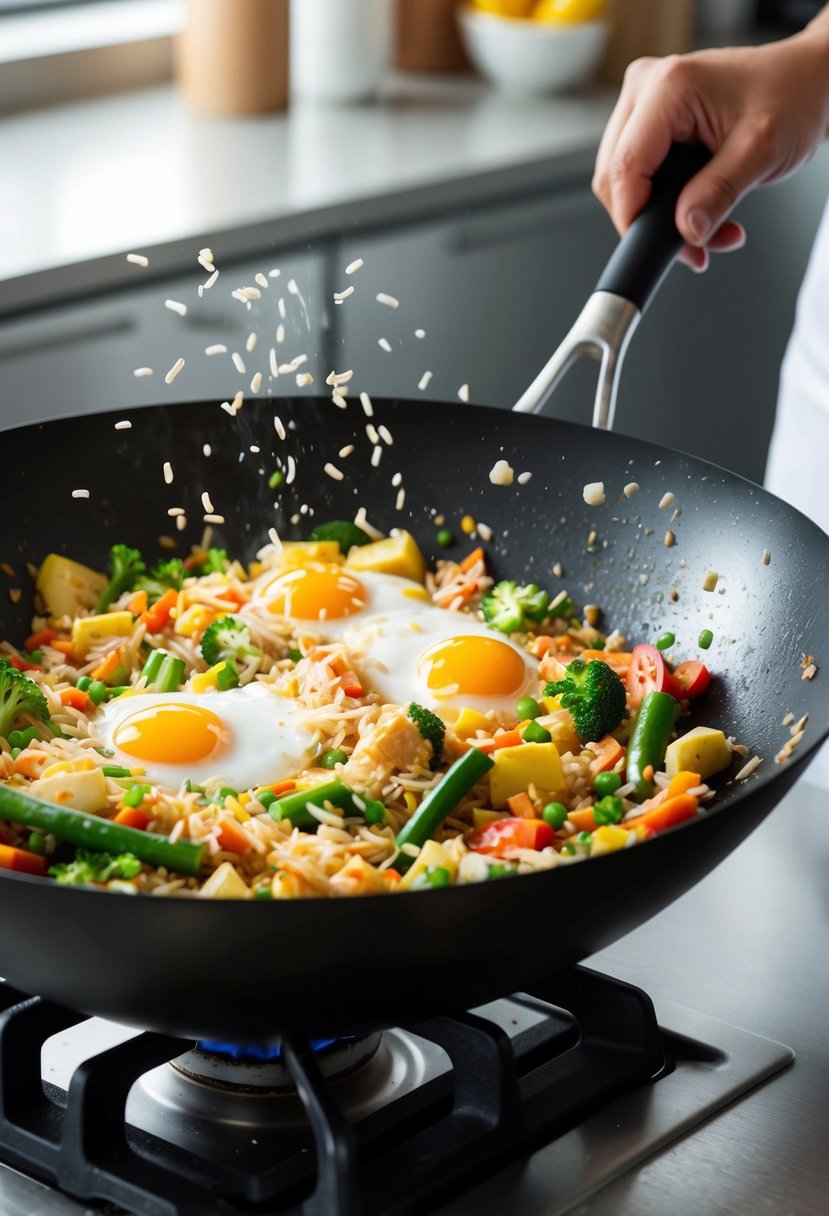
[175,1034,377,1093]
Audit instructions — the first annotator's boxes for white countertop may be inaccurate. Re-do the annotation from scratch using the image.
[1,73,614,285]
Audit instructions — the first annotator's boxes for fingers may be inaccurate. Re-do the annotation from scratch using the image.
[675,122,779,245]
[677,221,746,273]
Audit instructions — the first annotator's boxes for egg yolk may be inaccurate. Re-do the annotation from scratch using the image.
[113,703,228,765]
[418,636,528,698]
[265,564,368,621]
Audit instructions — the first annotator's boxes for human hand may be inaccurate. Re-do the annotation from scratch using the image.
[592,22,829,271]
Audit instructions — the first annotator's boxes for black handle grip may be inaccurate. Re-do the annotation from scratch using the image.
[594,143,712,313]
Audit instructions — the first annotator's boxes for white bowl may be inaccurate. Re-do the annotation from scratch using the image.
[457,9,609,96]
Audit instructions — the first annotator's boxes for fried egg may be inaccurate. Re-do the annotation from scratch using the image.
[96,683,315,792]
[252,565,432,637]
[343,609,538,717]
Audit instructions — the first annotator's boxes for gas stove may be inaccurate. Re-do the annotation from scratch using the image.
[0,965,791,1216]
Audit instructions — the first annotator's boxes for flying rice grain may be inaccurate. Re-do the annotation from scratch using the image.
[659,492,675,510]
[168,507,185,517]
[378,425,393,446]
[583,482,605,506]
[286,456,296,485]
[203,514,225,525]
[71,489,90,499]
[205,344,227,356]
[326,369,353,387]
[255,273,269,289]
[114,420,132,430]
[201,492,214,513]
[517,471,532,485]
[391,472,403,488]
[203,270,219,291]
[762,549,771,565]
[133,367,153,378]
[165,299,188,317]
[415,328,426,339]
[489,460,514,487]
[232,391,244,413]
[165,358,185,385]
[360,392,374,417]
[274,416,286,440]
[269,348,279,378]
[418,371,433,391]
[458,384,470,403]
[296,373,314,388]
[246,333,258,353]
[251,372,263,394]
[378,338,392,353]
[371,446,382,468]
[232,352,247,375]
[238,286,262,301]
[163,462,174,485]
[220,402,234,416]
[176,516,187,532]
[278,298,287,320]
[376,293,399,309]
[203,443,212,456]
[623,482,639,498]
[334,287,355,302]
[365,423,380,445]
[396,488,406,511]
[477,522,493,542]
[126,253,149,267]
[346,258,364,275]
[324,463,344,481]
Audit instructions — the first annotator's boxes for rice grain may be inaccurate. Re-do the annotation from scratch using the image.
[165,358,185,385]
[133,367,153,378]
[165,299,188,317]
[346,258,364,275]
[126,253,149,267]
[376,293,399,309]
[205,344,227,356]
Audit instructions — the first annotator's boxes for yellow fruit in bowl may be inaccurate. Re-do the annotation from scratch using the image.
[470,0,536,18]
[532,0,609,22]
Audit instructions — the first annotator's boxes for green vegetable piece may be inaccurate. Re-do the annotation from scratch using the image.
[253,882,272,900]
[27,832,45,855]
[309,520,373,553]
[0,785,203,875]
[8,726,40,750]
[656,632,675,651]
[268,470,284,490]
[268,779,369,830]
[320,749,348,770]
[488,862,518,879]
[287,648,303,664]
[102,765,132,778]
[216,660,239,691]
[625,690,679,801]
[576,831,593,846]
[0,659,51,744]
[593,795,624,825]
[97,544,145,613]
[10,748,20,760]
[140,650,166,684]
[49,848,143,887]
[561,843,576,856]
[482,580,552,633]
[87,680,108,706]
[107,686,131,700]
[363,801,387,826]
[187,549,229,576]
[27,650,44,665]
[594,770,622,797]
[542,802,568,829]
[515,696,541,721]
[201,617,262,667]
[257,790,277,809]
[436,529,454,549]
[136,558,185,605]
[219,787,238,804]
[155,655,185,693]
[544,658,627,744]
[586,544,600,556]
[407,703,446,771]
[421,865,452,889]
[589,637,606,650]
[548,592,575,620]
[522,721,552,744]
[123,784,150,808]
[394,748,494,872]
[76,676,93,692]
[698,629,714,650]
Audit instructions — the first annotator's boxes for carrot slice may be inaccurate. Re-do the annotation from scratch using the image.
[567,808,597,833]
[50,639,76,659]
[113,807,150,831]
[667,770,702,798]
[217,817,252,854]
[434,581,478,609]
[507,791,537,819]
[581,649,632,675]
[0,844,47,876]
[534,636,554,658]
[473,729,523,755]
[139,588,177,634]
[60,687,92,712]
[90,647,126,684]
[459,546,485,574]
[25,629,57,652]
[623,793,699,835]
[586,735,625,779]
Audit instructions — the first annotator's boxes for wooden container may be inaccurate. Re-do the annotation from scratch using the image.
[177,0,289,116]
[395,0,472,72]
[601,0,695,85]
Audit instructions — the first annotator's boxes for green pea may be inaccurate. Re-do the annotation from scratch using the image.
[76,676,92,692]
[320,749,348,770]
[9,727,39,750]
[268,470,284,489]
[542,801,568,829]
[576,830,593,846]
[363,801,387,826]
[123,784,149,808]
[488,862,518,879]
[257,790,277,809]
[594,770,622,797]
[219,787,238,805]
[287,648,303,664]
[698,629,713,650]
[515,696,541,721]
[424,865,451,888]
[522,721,552,744]
[87,680,108,705]
[26,832,45,855]
[27,650,43,665]
[436,529,454,549]
[593,795,624,826]
[656,632,675,651]
[253,882,272,900]
[561,843,576,856]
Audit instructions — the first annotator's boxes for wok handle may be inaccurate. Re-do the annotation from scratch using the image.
[513,143,711,429]
[594,142,712,312]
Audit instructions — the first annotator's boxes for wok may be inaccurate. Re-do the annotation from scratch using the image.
[0,150,827,1043]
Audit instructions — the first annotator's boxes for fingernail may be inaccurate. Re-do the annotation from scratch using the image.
[687,207,712,244]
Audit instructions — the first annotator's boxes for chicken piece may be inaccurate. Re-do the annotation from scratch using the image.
[539,652,571,684]
[343,708,431,796]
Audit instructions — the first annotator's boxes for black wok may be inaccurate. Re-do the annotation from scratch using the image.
[0,150,827,1042]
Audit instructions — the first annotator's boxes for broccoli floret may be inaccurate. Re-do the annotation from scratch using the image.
[97,544,145,612]
[201,616,261,667]
[482,580,551,634]
[407,702,446,771]
[544,658,626,744]
[136,558,185,604]
[0,659,51,743]
[189,548,229,576]
[309,520,373,553]
[48,849,142,887]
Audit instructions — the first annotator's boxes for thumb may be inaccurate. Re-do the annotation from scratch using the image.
[675,123,777,245]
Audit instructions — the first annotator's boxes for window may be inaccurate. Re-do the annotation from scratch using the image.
[0,0,120,14]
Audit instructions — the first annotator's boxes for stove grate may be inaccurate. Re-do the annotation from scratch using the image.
[0,967,665,1216]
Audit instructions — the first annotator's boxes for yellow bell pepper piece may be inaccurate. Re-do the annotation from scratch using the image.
[665,728,731,781]
[489,742,566,809]
[452,707,494,740]
[70,611,133,659]
[590,825,630,857]
[280,541,343,568]
[190,661,233,693]
[174,604,215,639]
[346,531,426,583]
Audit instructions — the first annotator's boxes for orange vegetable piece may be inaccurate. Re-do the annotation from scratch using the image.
[434,581,478,609]
[667,771,702,798]
[215,586,247,608]
[567,808,597,833]
[534,636,554,658]
[473,728,523,755]
[90,646,127,684]
[506,791,537,819]
[50,639,77,660]
[139,588,177,634]
[126,590,149,615]
[262,780,296,797]
[60,687,92,713]
[622,793,699,835]
[0,844,47,876]
[113,807,150,830]
[13,750,46,779]
[459,546,485,574]
[586,735,625,779]
[217,817,252,854]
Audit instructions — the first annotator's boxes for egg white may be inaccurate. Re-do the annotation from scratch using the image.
[95,683,316,793]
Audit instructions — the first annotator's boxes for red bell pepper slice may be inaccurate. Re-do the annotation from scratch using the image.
[467,817,555,856]
[672,660,711,699]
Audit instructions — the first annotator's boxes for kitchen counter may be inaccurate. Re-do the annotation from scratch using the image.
[1,73,614,302]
